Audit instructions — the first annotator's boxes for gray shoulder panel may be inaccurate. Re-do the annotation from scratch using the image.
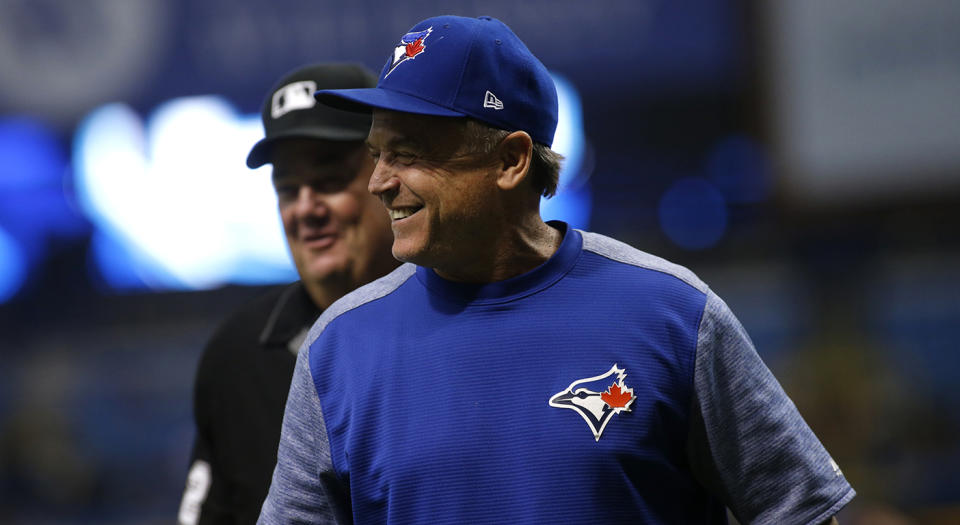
[305,263,417,346]
[689,291,855,524]
[579,230,709,294]
[261,265,416,523]
[258,341,336,523]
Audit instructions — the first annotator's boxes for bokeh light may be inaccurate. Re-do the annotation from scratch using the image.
[658,177,728,250]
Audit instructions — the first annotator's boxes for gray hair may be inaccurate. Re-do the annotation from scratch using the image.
[463,120,563,198]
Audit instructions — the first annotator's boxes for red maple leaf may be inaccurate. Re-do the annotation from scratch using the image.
[601,382,633,408]
[405,37,425,58]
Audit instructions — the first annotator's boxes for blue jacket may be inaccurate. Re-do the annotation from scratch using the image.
[260,225,854,524]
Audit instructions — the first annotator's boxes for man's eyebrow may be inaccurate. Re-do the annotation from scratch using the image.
[367,136,423,151]
[313,147,356,163]
[271,151,356,181]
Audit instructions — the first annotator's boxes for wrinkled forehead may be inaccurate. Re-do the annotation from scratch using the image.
[368,109,468,152]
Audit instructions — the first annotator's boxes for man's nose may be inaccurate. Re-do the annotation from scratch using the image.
[292,185,330,218]
[368,161,399,197]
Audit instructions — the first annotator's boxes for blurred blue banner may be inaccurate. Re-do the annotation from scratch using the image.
[0,0,740,126]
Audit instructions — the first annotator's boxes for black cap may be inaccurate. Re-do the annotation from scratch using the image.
[246,63,378,168]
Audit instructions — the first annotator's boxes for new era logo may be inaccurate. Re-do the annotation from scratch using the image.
[483,90,503,110]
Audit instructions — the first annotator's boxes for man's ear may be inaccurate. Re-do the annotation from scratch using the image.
[495,131,533,191]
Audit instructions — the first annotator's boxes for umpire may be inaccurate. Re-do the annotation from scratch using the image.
[177,63,398,524]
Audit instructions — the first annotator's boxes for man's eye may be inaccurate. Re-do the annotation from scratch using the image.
[394,151,416,164]
[312,176,352,193]
[275,186,296,199]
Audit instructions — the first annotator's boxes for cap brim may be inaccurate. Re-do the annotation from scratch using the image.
[315,87,465,118]
[245,125,370,168]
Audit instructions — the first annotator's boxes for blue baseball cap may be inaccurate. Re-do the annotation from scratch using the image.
[314,15,559,147]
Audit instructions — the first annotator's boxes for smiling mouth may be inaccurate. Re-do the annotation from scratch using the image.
[302,231,336,247]
[389,207,422,221]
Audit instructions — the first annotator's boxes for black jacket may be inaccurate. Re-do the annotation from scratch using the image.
[179,282,321,525]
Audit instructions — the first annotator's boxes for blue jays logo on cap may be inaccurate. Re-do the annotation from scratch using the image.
[549,365,635,441]
[385,27,433,78]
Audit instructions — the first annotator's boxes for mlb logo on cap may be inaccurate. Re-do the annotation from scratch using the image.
[315,15,559,147]
[246,63,378,169]
[271,80,318,119]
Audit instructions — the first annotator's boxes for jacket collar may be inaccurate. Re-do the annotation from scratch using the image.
[258,281,323,349]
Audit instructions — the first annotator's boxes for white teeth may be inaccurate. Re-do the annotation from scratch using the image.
[389,208,417,220]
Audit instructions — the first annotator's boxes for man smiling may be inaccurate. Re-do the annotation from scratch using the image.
[259,16,854,525]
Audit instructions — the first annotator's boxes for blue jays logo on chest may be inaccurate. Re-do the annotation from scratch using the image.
[385,27,433,78]
[549,364,635,441]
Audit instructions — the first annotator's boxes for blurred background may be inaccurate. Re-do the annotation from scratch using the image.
[1,0,958,523]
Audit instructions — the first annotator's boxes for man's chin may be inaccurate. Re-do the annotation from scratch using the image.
[297,257,351,283]
[390,243,422,266]
[393,251,443,273]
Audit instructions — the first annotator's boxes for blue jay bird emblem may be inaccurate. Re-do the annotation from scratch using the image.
[385,27,433,78]
[549,365,635,441]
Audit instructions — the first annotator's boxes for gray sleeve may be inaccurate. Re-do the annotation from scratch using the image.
[258,344,342,524]
[687,291,855,525]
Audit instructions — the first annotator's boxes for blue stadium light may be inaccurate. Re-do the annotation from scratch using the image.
[72,76,590,292]
[658,177,728,250]
[73,99,295,291]
[0,117,79,303]
[542,73,592,230]
[0,228,27,303]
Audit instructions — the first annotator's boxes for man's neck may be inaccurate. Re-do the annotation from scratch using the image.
[433,217,562,283]
[302,278,353,311]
